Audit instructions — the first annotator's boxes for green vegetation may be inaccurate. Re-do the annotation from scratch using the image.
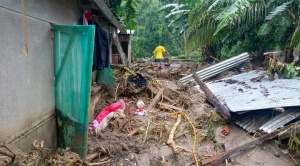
[185,0,300,62]
[109,0,139,29]
[131,0,184,58]
[113,0,300,64]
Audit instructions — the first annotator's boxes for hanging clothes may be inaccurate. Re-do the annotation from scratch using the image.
[83,13,88,25]
[83,10,93,25]
[92,25,110,71]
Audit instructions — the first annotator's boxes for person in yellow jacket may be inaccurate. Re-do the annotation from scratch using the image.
[153,44,170,69]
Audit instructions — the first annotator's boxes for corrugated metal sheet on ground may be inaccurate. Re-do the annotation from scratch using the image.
[259,108,300,133]
[235,108,300,133]
[180,52,250,84]
[202,70,300,112]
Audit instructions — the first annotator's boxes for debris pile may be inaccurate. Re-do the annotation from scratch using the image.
[1,54,300,166]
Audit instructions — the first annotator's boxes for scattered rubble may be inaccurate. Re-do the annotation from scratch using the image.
[1,56,300,166]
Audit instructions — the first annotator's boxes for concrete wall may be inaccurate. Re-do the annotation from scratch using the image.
[0,0,78,151]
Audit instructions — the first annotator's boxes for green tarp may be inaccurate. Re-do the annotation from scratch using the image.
[96,65,115,88]
[53,25,95,157]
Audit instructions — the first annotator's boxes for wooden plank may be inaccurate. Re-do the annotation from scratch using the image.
[128,34,132,64]
[146,89,164,111]
[192,73,231,120]
[148,86,175,104]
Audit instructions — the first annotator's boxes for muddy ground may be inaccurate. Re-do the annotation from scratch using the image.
[0,61,298,166]
[85,62,297,166]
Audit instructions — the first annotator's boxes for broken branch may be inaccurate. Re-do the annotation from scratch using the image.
[192,73,231,120]
[86,153,99,162]
[158,102,185,112]
[167,114,182,154]
[143,121,150,142]
[127,128,139,136]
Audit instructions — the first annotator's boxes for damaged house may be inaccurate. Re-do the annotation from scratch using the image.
[0,0,131,159]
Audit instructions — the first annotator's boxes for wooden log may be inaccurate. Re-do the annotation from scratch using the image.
[202,127,289,166]
[146,89,164,111]
[192,73,231,120]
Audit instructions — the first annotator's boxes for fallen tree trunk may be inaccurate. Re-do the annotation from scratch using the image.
[192,73,231,120]
[202,127,290,166]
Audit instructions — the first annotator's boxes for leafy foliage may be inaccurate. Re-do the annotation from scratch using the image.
[185,0,300,63]
[131,0,184,58]
[288,135,300,151]
[109,0,139,29]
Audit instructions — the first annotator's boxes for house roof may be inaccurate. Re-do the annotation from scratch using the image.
[93,0,126,33]
[78,0,126,33]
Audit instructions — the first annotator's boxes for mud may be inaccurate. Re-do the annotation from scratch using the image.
[1,61,297,166]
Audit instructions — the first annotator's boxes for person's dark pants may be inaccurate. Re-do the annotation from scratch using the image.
[155,58,164,69]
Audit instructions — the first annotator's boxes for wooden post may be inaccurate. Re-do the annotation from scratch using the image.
[192,73,231,120]
[128,34,132,64]
[109,33,112,64]
[113,30,127,65]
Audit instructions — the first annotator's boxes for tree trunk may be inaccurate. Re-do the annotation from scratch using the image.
[183,31,187,55]
[284,45,294,63]
[201,45,215,62]
[256,42,265,62]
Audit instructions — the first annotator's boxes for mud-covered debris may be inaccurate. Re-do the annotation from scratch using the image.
[45,148,88,166]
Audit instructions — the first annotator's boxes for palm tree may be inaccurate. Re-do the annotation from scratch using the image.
[186,0,300,62]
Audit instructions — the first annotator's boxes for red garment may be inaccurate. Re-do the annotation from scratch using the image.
[95,101,124,123]
[84,11,92,21]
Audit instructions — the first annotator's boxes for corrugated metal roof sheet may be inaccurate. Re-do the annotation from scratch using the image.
[202,70,300,112]
[235,112,273,133]
[235,108,300,133]
[259,108,300,133]
[180,52,250,84]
